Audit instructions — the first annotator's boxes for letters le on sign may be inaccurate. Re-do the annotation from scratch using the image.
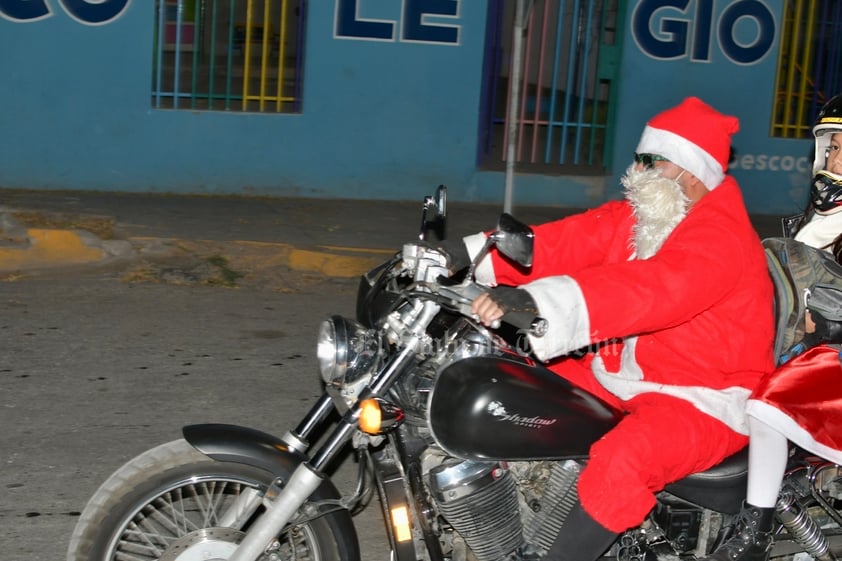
[335,0,461,45]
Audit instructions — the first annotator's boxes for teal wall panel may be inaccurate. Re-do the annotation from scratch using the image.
[1,1,495,200]
[0,1,822,214]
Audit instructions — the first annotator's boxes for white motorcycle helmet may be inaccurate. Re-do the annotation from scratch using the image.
[809,94,842,212]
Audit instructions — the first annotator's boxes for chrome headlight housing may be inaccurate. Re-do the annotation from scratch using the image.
[317,315,381,399]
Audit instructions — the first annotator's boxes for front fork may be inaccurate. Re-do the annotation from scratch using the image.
[230,315,436,561]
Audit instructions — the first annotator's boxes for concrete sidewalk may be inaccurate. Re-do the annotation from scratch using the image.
[0,188,785,278]
[0,189,565,278]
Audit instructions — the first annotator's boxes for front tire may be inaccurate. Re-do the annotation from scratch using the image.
[67,439,358,561]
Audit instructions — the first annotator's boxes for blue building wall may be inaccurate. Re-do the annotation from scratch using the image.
[0,1,815,215]
[612,0,810,215]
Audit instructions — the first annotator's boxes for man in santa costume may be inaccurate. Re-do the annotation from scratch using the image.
[443,97,776,561]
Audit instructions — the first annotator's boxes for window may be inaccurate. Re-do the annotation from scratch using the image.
[772,0,841,138]
[479,0,622,173]
[152,0,305,113]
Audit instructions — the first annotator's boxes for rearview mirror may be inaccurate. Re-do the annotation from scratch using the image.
[419,184,447,241]
[468,213,534,277]
[489,213,534,267]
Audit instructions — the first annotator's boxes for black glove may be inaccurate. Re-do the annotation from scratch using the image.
[807,311,842,345]
[804,284,842,345]
[782,309,842,363]
[436,238,471,274]
[486,286,540,329]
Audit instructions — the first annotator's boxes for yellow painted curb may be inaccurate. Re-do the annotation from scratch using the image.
[288,247,384,278]
[0,231,389,278]
[0,228,104,270]
[139,238,388,278]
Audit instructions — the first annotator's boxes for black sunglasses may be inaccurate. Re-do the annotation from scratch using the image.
[633,152,670,169]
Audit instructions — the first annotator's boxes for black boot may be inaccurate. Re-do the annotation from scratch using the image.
[701,502,774,561]
[543,499,619,561]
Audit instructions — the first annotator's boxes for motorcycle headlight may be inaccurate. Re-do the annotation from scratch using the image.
[317,315,380,390]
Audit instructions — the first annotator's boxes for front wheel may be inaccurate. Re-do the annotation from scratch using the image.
[67,439,359,561]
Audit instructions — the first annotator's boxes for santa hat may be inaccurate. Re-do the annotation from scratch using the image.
[635,97,739,190]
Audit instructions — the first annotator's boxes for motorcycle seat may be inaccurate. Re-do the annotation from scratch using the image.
[662,448,748,514]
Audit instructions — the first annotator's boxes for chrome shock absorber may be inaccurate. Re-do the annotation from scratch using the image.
[776,490,837,561]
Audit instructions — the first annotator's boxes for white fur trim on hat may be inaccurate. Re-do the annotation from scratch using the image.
[636,126,725,190]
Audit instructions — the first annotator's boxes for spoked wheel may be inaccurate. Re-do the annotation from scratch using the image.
[67,439,358,561]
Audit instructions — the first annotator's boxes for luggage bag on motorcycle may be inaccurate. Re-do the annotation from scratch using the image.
[763,237,842,362]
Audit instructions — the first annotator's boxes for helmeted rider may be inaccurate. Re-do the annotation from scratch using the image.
[786,94,842,252]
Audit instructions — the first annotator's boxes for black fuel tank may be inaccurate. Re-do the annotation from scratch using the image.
[428,356,624,461]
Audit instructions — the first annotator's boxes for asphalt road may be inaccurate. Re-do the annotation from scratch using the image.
[0,268,391,561]
[0,188,547,561]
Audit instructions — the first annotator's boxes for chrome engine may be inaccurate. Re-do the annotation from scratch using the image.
[425,455,584,561]
[513,460,582,556]
[428,460,524,561]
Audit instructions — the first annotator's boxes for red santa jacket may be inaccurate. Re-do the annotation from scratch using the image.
[468,177,775,434]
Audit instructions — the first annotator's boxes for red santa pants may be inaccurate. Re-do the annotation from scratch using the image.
[551,359,749,532]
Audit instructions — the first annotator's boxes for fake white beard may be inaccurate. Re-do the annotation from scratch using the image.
[622,165,690,260]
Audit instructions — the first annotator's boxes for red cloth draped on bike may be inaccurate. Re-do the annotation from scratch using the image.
[747,344,842,465]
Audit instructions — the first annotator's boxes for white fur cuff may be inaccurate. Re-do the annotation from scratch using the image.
[521,275,591,361]
[464,232,496,285]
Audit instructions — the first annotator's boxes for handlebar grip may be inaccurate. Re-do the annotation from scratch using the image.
[530,317,548,337]
[495,314,548,338]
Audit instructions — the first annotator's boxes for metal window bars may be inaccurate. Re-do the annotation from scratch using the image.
[480,0,622,174]
[152,0,305,113]
[772,0,842,138]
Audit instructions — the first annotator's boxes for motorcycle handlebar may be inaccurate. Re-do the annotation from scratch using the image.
[490,314,548,338]
[433,281,547,338]
[401,244,547,339]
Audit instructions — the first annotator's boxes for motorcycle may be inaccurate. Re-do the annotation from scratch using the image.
[68,186,842,561]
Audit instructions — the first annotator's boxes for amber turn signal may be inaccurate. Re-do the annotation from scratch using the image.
[358,398,404,435]
[390,505,412,542]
